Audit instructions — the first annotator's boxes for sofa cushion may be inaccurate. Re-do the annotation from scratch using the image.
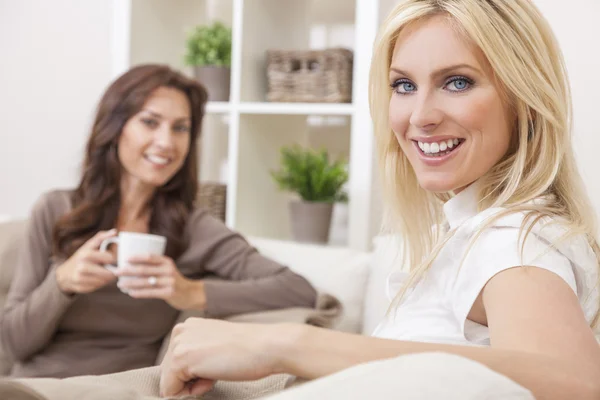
[362,234,407,335]
[248,237,371,334]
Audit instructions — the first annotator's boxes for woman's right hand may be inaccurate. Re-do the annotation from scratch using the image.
[55,229,118,294]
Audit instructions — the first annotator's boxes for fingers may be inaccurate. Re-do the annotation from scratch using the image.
[85,250,117,266]
[79,263,117,280]
[127,254,168,265]
[189,379,215,396]
[73,263,116,284]
[159,321,214,397]
[117,276,174,290]
[70,266,116,293]
[84,229,118,250]
[159,332,200,397]
[115,264,171,277]
[159,368,189,397]
[126,287,173,300]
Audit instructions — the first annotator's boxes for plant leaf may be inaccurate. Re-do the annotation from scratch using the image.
[270,145,349,203]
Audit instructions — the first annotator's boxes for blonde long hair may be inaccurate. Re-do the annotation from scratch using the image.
[369,0,600,324]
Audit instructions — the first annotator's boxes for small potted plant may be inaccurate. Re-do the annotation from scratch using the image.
[271,145,349,244]
[184,21,232,101]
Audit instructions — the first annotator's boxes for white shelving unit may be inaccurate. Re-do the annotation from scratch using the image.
[111,0,393,251]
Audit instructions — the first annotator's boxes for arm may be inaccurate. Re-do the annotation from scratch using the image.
[160,267,600,399]
[275,267,600,399]
[187,211,318,317]
[0,193,76,361]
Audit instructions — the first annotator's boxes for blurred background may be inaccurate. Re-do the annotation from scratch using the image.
[0,0,598,250]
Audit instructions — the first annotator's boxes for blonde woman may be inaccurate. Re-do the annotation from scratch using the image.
[158,1,600,398]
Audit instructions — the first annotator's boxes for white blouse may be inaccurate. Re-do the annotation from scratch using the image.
[372,183,599,346]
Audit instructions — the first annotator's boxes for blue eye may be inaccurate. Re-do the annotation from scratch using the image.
[391,79,417,95]
[445,77,473,92]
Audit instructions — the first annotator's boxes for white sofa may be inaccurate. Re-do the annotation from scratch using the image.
[0,220,536,399]
[248,235,404,335]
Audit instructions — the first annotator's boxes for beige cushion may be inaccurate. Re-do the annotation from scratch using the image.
[248,237,371,333]
[263,353,533,400]
[0,219,27,376]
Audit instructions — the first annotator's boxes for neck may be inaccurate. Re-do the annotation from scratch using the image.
[119,176,155,225]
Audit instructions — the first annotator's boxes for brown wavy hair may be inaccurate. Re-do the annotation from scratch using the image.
[53,64,208,260]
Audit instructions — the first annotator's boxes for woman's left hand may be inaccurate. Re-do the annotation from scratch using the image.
[115,254,206,311]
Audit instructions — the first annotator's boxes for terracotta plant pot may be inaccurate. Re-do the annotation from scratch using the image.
[289,200,334,244]
[194,66,231,101]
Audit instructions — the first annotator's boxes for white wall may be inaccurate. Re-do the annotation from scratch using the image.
[1,0,599,228]
[534,0,600,221]
[0,0,113,219]
[130,0,208,75]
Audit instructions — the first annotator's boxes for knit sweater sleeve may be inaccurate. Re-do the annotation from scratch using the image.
[183,210,318,318]
[0,191,76,361]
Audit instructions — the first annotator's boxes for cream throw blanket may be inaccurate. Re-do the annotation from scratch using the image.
[0,366,293,400]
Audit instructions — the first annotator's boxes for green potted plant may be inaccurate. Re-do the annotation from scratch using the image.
[271,145,349,244]
[184,21,232,101]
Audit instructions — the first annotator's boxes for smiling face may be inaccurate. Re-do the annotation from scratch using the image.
[388,15,514,193]
[118,86,192,190]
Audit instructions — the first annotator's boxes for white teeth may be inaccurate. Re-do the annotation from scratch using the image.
[145,154,170,165]
[417,139,462,155]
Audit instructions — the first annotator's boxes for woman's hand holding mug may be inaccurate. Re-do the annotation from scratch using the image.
[55,229,118,294]
[94,230,206,311]
[115,254,207,311]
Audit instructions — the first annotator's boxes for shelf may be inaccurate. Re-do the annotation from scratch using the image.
[234,114,351,242]
[206,101,231,114]
[238,102,354,115]
[199,114,229,183]
[114,0,382,250]
[239,0,356,102]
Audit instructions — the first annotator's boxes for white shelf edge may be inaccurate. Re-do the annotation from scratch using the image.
[110,0,131,79]
[238,102,355,115]
[206,102,231,114]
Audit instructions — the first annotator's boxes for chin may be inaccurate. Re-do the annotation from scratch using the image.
[416,174,461,194]
[140,175,174,188]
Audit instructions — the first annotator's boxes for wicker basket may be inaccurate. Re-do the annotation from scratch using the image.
[266,48,353,103]
[196,182,227,222]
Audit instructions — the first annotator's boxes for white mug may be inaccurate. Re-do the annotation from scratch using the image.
[99,232,167,284]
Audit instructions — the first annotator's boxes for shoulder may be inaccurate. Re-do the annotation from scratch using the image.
[460,205,592,260]
[456,205,599,316]
[184,207,234,238]
[29,189,73,228]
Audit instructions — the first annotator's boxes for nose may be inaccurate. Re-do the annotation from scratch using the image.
[154,124,175,150]
[408,91,443,132]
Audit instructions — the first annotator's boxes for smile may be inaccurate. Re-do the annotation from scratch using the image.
[144,154,172,166]
[415,138,464,157]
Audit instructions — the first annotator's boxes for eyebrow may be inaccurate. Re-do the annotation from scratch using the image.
[141,109,191,122]
[389,63,482,80]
